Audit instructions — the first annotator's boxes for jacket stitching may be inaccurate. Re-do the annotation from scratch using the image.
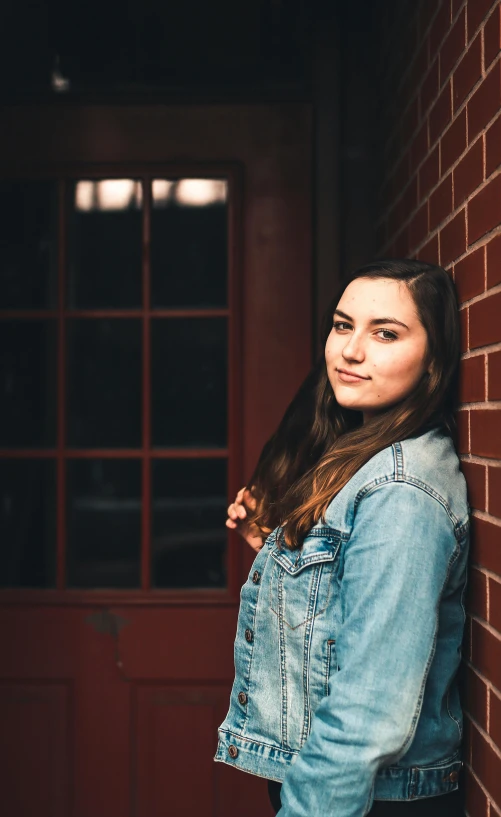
[277,568,290,750]
[269,560,336,630]
[354,476,467,538]
[300,566,323,745]
[240,547,271,737]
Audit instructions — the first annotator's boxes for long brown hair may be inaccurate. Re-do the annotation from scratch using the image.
[248,259,461,550]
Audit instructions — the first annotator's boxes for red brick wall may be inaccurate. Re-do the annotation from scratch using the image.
[373,2,501,813]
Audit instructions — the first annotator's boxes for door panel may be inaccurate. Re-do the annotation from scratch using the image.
[0,103,312,816]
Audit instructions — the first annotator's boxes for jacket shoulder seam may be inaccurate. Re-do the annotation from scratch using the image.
[354,475,466,538]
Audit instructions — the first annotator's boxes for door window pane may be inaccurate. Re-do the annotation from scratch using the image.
[0,459,56,587]
[67,179,143,309]
[66,459,141,588]
[151,318,227,447]
[152,459,227,588]
[0,181,58,309]
[0,320,57,447]
[151,178,228,308]
[66,318,142,448]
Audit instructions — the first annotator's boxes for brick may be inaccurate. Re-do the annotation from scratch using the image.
[401,175,418,222]
[408,202,429,250]
[416,233,438,263]
[471,409,501,457]
[468,174,501,245]
[410,121,429,173]
[468,61,501,143]
[467,564,489,617]
[490,577,501,635]
[401,99,420,150]
[460,306,469,350]
[462,662,488,726]
[453,34,482,112]
[430,0,452,55]
[470,716,501,805]
[471,619,501,691]
[440,208,466,266]
[410,38,429,100]
[464,768,489,817]
[489,465,501,518]
[488,350,501,400]
[441,110,467,174]
[391,153,411,202]
[467,0,498,39]
[471,516,501,576]
[456,408,470,453]
[484,4,501,68]
[441,9,467,82]
[394,226,409,258]
[469,290,501,348]
[419,145,440,200]
[454,246,485,301]
[453,137,484,207]
[429,173,453,230]
[486,114,501,178]
[420,58,439,117]
[429,81,452,145]
[462,459,487,509]
[486,231,501,288]
[460,354,486,402]
[490,685,501,749]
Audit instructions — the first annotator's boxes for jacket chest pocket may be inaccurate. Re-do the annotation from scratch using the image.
[269,529,341,630]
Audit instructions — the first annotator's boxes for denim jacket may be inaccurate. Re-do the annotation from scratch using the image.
[215,428,469,816]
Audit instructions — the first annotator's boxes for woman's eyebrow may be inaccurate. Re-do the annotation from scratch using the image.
[334,309,409,330]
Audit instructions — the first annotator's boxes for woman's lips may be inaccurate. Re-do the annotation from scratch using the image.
[336,368,370,383]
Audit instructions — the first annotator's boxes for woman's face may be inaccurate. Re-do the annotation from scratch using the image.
[325,277,429,421]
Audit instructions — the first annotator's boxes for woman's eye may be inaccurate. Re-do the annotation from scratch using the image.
[376,329,398,341]
[333,321,351,331]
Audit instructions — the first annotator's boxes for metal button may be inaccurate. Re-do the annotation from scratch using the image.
[228,744,238,758]
[252,570,261,584]
[443,770,458,783]
[245,628,253,643]
[237,691,248,705]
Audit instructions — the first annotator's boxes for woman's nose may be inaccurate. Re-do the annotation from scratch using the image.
[342,333,365,362]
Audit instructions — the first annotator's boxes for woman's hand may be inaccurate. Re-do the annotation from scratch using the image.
[226,487,264,553]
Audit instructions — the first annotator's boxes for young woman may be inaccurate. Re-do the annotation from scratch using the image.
[215,259,469,817]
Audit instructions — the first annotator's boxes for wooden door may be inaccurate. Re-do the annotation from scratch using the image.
[0,103,312,817]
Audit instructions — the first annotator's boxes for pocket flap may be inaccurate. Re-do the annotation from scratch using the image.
[270,527,341,575]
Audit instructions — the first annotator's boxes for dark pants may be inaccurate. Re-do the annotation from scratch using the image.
[267,780,464,816]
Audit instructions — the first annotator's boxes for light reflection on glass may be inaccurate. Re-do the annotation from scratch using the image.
[75,180,143,212]
[175,179,227,207]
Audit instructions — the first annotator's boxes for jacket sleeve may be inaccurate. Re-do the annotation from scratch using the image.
[276,481,459,817]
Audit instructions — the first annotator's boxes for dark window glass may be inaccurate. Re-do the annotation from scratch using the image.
[0,459,56,587]
[151,318,227,447]
[67,179,142,309]
[0,181,58,309]
[66,459,141,588]
[0,320,57,447]
[66,318,142,448]
[152,459,227,588]
[151,179,228,308]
